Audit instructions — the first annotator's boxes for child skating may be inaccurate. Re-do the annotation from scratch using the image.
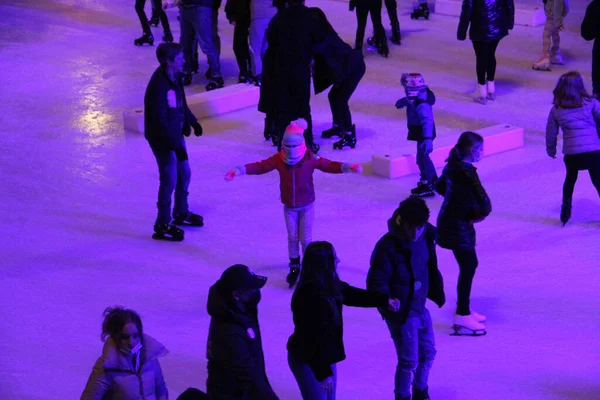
[395,73,438,197]
[533,0,569,71]
[225,119,362,287]
[546,71,600,225]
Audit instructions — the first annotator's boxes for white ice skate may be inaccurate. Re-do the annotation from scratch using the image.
[532,53,552,71]
[472,84,487,105]
[451,314,487,336]
[486,81,496,101]
[550,50,564,65]
[471,310,486,323]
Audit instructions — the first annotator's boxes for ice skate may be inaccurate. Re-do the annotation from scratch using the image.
[253,74,262,87]
[333,125,357,150]
[471,310,486,323]
[148,13,159,28]
[286,263,300,288]
[238,71,252,84]
[134,33,154,46]
[263,118,275,141]
[451,314,487,336]
[152,224,184,242]
[472,84,487,105]
[181,72,193,87]
[205,76,224,91]
[560,201,572,226]
[173,212,204,227]
[376,32,389,58]
[412,387,431,400]
[410,181,435,198]
[390,23,401,45]
[366,37,377,48]
[532,53,552,71]
[162,31,174,44]
[550,49,564,65]
[486,80,496,101]
[321,124,343,139]
[410,3,430,20]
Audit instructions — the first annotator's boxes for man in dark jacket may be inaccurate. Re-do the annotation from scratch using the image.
[367,197,445,400]
[144,43,204,241]
[206,264,279,400]
[582,0,600,97]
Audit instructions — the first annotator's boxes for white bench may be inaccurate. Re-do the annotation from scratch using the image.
[372,124,524,179]
[123,83,260,134]
[432,0,546,27]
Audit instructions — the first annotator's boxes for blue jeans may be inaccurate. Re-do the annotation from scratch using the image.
[416,140,436,183]
[152,147,191,225]
[288,352,337,400]
[385,309,436,398]
[179,5,221,77]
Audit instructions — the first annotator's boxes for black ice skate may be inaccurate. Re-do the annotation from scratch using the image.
[560,201,572,226]
[238,71,252,84]
[451,314,487,336]
[366,36,377,48]
[263,118,275,141]
[173,212,204,227]
[333,125,357,150]
[411,3,430,20]
[321,124,343,139]
[410,181,435,198]
[152,224,184,242]
[412,387,431,400]
[148,13,159,27]
[134,33,154,46]
[253,74,262,87]
[162,31,174,43]
[390,23,401,45]
[205,76,224,91]
[376,33,389,58]
[286,263,300,288]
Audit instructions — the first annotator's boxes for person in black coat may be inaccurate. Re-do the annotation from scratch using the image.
[310,8,366,150]
[457,0,514,104]
[582,0,600,97]
[206,264,279,400]
[435,131,491,335]
[367,197,445,400]
[350,0,389,57]
[144,43,204,241]
[225,0,253,83]
[287,241,400,400]
[259,0,324,153]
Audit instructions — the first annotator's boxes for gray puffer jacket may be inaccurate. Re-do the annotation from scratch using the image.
[546,99,600,157]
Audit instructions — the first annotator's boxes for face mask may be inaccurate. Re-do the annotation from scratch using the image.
[283,143,307,164]
[119,342,143,355]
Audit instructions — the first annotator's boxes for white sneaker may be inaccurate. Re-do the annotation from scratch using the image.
[471,310,486,323]
[452,314,487,336]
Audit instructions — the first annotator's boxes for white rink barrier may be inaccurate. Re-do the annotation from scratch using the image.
[432,0,545,27]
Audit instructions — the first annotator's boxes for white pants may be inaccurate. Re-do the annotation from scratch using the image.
[283,203,315,259]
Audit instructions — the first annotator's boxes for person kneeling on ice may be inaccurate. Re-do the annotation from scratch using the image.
[367,197,445,400]
[395,73,438,197]
[225,118,362,288]
[206,265,279,399]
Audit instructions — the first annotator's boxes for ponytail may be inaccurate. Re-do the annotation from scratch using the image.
[446,146,463,163]
[446,131,483,163]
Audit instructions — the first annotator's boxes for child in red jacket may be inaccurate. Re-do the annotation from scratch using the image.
[225,119,362,287]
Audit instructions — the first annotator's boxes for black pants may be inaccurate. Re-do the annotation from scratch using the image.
[472,40,500,85]
[384,0,399,27]
[355,1,385,48]
[562,150,600,203]
[452,247,478,316]
[233,15,252,75]
[275,112,314,150]
[135,0,171,36]
[328,57,366,131]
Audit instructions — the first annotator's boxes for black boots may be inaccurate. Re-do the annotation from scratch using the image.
[413,387,431,400]
[560,201,572,226]
[134,33,154,46]
[321,124,343,139]
[333,125,357,150]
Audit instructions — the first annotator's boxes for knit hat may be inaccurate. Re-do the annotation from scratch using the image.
[282,118,308,165]
[401,73,428,98]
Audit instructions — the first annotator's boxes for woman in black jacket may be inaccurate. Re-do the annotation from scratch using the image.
[457,0,514,104]
[582,0,600,98]
[287,241,399,399]
[435,131,491,336]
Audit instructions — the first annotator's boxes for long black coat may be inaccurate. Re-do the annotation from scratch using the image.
[582,0,600,91]
[258,4,325,118]
[457,0,515,42]
[206,283,278,400]
[435,161,492,250]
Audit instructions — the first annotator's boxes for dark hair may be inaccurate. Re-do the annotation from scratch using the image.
[552,71,592,108]
[396,197,430,227]
[297,241,342,301]
[446,131,484,163]
[101,306,143,342]
[156,42,182,67]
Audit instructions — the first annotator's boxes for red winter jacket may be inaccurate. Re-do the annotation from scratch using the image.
[243,151,344,207]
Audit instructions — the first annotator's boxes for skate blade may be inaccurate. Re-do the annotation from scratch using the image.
[173,220,204,227]
[450,324,487,336]
[532,66,552,71]
[152,233,184,242]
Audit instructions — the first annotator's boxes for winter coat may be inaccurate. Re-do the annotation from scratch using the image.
[457,0,515,42]
[546,99,600,157]
[582,0,600,89]
[258,4,326,117]
[144,67,197,152]
[367,222,445,325]
[395,89,437,141]
[287,281,389,382]
[81,335,168,400]
[225,0,250,22]
[206,283,278,400]
[435,161,492,249]
[179,0,222,9]
[544,0,569,26]
[239,151,345,207]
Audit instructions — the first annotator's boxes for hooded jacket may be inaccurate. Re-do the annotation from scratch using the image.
[367,221,445,325]
[395,89,437,141]
[206,283,278,400]
[81,335,168,400]
[457,0,515,42]
[582,0,600,90]
[546,99,600,157]
[435,161,492,249]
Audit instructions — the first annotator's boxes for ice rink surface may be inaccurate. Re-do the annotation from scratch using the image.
[0,0,598,399]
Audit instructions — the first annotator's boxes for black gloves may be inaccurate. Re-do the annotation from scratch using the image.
[192,122,203,137]
[175,147,188,161]
[183,124,192,137]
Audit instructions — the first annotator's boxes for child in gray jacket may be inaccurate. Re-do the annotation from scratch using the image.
[546,71,600,225]
[395,73,437,197]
